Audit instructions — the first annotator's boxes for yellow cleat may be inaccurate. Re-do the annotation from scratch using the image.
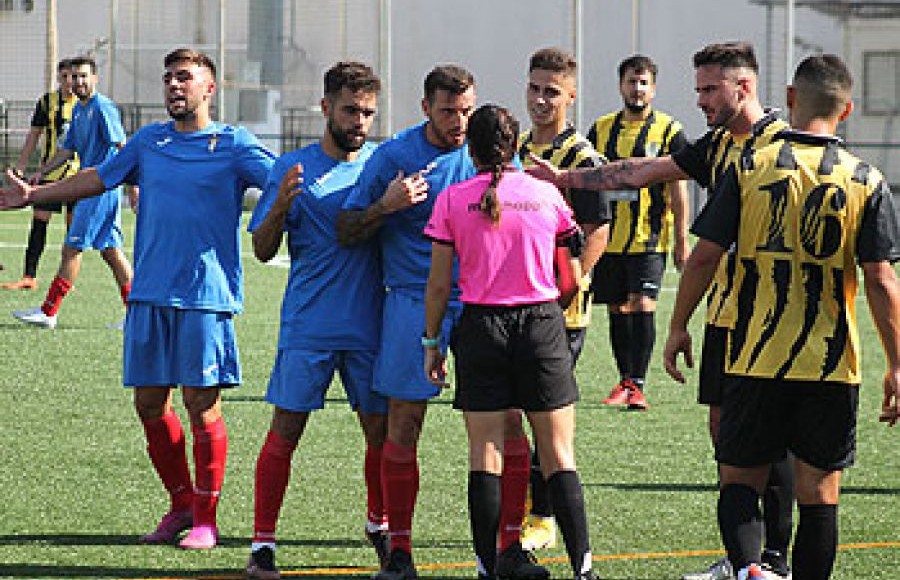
[520,514,557,551]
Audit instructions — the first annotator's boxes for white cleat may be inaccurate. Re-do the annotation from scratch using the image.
[682,558,735,580]
[12,306,57,329]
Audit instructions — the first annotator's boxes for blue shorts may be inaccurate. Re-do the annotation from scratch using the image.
[65,189,122,251]
[374,289,462,401]
[123,303,240,388]
[266,348,387,414]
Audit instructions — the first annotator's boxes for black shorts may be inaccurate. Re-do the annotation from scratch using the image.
[566,327,587,365]
[451,302,578,413]
[591,252,666,304]
[716,375,859,471]
[698,324,727,405]
[33,180,76,213]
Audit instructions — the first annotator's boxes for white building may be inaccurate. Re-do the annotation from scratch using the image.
[0,0,896,182]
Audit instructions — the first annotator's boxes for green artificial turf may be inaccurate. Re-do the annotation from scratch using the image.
[0,209,896,579]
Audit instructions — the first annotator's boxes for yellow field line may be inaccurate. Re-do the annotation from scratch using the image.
[121,541,900,579]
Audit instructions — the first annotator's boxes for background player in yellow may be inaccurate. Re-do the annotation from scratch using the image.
[586,55,689,411]
[517,46,610,553]
[528,43,795,580]
[3,59,79,291]
[664,53,900,580]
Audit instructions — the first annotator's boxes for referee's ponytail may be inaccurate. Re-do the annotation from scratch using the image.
[468,104,519,224]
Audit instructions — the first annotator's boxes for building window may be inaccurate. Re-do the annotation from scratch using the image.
[864,51,900,115]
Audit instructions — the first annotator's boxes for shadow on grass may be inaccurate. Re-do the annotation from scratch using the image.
[583,482,900,495]
[584,482,718,493]
[0,564,372,579]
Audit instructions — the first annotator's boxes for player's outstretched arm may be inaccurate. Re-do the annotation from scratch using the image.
[663,239,724,383]
[252,163,303,263]
[0,167,105,210]
[530,154,690,192]
[862,260,900,426]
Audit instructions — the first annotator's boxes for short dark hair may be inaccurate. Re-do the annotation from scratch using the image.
[692,42,758,73]
[467,104,519,224]
[618,54,657,81]
[68,56,97,74]
[424,65,475,103]
[57,58,72,71]
[164,48,217,78]
[529,47,577,76]
[324,61,381,100]
[793,54,853,119]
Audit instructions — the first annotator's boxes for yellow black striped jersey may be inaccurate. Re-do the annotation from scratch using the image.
[693,130,900,384]
[587,108,687,254]
[520,124,611,329]
[30,90,79,181]
[519,125,611,227]
[675,110,789,326]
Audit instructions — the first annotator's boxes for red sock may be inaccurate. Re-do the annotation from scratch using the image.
[42,275,73,317]
[141,410,193,513]
[381,439,418,554]
[498,435,531,552]
[191,417,228,528]
[253,430,297,544]
[120,281,131,307]
[365,443,387,527]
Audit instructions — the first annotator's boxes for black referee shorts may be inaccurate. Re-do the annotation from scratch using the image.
[716,375,859,471]
[451,301,578,413]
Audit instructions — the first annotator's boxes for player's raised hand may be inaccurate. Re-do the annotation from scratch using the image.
[381,170,429,213]
[663,327,693,384]
[0,168,33,209]
[275,163,304,211]
[879,368,900,426]
[525,152,563,185]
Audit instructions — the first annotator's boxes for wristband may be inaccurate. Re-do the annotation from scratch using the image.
[421,334,440,349]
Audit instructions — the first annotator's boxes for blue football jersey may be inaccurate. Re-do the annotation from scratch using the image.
[343,122,475,298]
[97,121,275,312]
[249,141,382,350]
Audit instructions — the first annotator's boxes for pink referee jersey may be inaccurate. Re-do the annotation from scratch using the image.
[425,170,578,306]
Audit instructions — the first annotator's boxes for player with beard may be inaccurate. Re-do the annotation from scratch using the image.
[337,66,546,580]
[530,43,794,580]
[11,55,133,329]
[585,54,690,411]
[244,61,388,579]
[0,48,275,550]
[665,53,900,580]
[3,58,79,291]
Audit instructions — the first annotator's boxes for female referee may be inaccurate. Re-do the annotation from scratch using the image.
[423,104,597,580]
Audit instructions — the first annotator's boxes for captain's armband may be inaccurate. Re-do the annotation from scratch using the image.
[559,229,585,258]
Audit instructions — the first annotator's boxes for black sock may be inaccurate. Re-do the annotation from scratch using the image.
[469,471,501,576]
[718,484,763,571]
[763,457,794,557]
[547,470,592,576]
[630,311,655,388]
[24,217,48,279]
[792,504,837,580]
[529,448,552,517]
[609,312,632,379]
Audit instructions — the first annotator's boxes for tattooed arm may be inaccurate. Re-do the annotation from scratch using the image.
[562,156,689,191]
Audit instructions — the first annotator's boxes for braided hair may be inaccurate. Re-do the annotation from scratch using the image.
[467,104,519,224]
